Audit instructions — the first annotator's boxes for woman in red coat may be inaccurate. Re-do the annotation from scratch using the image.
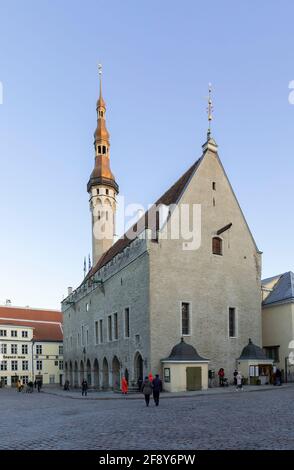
[121,376,128,395]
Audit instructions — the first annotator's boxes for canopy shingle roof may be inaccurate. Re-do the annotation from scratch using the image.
[162,338,209,362]
[238,338,267,360]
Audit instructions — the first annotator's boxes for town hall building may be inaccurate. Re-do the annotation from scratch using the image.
[62,72,270,392]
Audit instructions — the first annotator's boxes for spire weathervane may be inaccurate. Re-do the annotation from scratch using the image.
[98,63,102,95]
[207,82,213,139]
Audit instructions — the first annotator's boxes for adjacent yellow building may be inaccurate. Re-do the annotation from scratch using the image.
[262,272,294,381]
[0,305,63,387]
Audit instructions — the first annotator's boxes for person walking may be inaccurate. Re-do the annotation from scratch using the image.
[236,372,243,391]
[152,374,162,407]
[137,376,143,392]
[275,368,282,386]
[141,376,153,407]
[233,369,238,387]
[81,379,88,396]
[218,368,225,387]
[121,375,128,395]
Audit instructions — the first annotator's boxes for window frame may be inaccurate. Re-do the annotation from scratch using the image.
[124,307,130,339]
[228,307,238,338]
[113,312,118,341]
[108,315,113,342]
[212,236,223,256]
[181,301,192,336]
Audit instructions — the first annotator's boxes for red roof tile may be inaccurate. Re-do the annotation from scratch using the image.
[0,306,63,342]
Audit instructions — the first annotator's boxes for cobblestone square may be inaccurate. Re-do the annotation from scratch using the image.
[1,386,294,450]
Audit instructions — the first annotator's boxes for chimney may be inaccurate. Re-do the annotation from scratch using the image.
[5,299,12,306]
[67,287,73,296]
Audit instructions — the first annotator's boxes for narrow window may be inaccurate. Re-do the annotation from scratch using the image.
[103,146,106,154]
[99,319,103,343]
[106,211,108,221]
[114,313,118,340]
[97,188,99,195]
[98,145,101,154]
[212,182,216,190]
[81,326,84,346]
[212,237,222,255]
[124,308,130,338]
[181,302,190,335]
[95,321,98,345]
[229,308,236,337]
[108,316,112,341]
[105,188,109,195]
[213,197,216,207]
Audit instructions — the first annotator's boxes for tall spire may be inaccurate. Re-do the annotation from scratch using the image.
[87,65,119,265]
[88,63,118,191]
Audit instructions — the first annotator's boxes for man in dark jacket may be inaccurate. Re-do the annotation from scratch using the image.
[81,379,88,396]
[152,374,162,406]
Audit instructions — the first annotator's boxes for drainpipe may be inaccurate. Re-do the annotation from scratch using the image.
[32,340,35,382]
[285,357,288,384]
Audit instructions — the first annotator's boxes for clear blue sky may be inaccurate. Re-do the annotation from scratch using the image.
[0,1,293,309]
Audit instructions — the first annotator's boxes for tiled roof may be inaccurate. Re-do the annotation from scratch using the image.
[85,157,202,281]
[262,271,294,306]
[0,306,63,342]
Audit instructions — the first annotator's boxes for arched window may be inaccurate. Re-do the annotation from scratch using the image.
[103,146,106,154]
[212,237,222,255]
[98,145,101,154]
[106,211,109,221]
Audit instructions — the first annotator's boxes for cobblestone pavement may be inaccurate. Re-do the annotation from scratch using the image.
[1,386,294,450]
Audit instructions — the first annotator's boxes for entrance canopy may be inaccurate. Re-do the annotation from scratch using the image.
[237,339,273,385]
[161,338,209,392]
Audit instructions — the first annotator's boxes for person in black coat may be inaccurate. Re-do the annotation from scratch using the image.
[275,368,282,386]
[152,374,162,406]
[81,379,88,396]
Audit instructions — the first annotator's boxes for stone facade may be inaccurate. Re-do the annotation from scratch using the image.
[63,137,262,389]
[149,144,262,383]
[62,234,151,388]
